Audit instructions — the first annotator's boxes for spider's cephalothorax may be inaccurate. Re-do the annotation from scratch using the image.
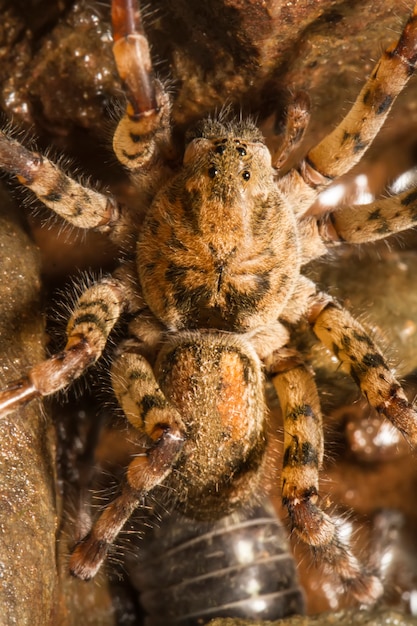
[1,0,417,605]
[138,118,301,332]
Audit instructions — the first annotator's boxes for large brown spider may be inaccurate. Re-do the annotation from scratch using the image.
[1,0,417,605]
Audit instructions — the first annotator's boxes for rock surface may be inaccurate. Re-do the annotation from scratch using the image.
[208,608,417,625]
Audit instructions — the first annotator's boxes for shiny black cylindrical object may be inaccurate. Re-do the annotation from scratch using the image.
[126,501,305,625]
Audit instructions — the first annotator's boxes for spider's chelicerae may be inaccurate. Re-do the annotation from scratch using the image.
[1,0,417,604]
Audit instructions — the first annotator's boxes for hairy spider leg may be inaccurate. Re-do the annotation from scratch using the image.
[111,0,172,169]
[270,360,382,603]
[0,279,126,418]
[0,0,174,228]
[0,130,119,231]
[278,3,417,214]
[310,298,417,446]
[69,482,143,581]
[307,5,417,179]
[318,185,417,244]
[69,348,185,580]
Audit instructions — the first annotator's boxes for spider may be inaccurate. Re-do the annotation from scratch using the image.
[1,0,417,605]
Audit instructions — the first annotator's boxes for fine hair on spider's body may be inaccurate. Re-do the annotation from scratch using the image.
[1,0,417,606]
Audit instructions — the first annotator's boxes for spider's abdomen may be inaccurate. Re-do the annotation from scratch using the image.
[137,127,301,331]
[154,332,269,519]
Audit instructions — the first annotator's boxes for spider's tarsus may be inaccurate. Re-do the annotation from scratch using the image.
[345,574,384,606]
[69,535,108,581]
[70,482,142,579]
[393,2,417,66]
[378,395,417,449]
[112,0,157,116]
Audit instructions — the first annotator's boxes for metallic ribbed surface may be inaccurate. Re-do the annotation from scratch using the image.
[126,501,305,625]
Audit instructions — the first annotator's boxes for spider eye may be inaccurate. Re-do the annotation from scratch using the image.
[214,145,226,155]
[236,146,247,157]
[242,171,251,181]
[208,166,218,178]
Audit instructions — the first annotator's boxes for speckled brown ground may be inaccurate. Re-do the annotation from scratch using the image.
[208,608,417,626]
